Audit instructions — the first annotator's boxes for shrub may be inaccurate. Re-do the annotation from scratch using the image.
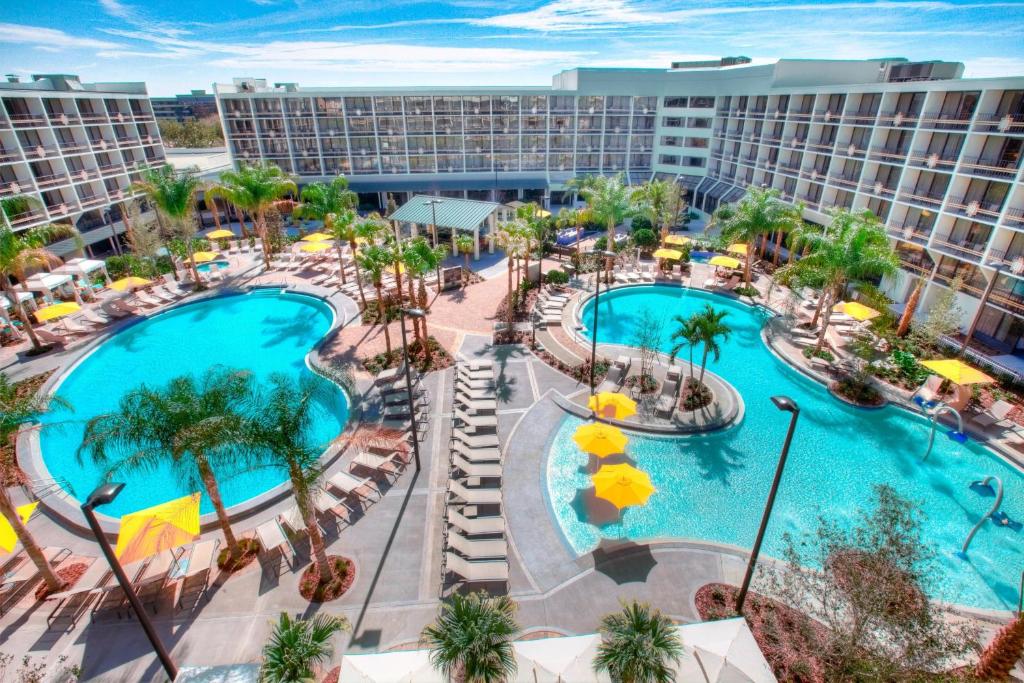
[890,349,928,384]
[631,228,657,249]
[630,215,653,232]
[803,347,834,362]
[594,236,608,251]
[545,269,569,285]
[734,285,759,297]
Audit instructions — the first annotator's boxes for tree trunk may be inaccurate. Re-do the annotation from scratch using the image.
[183,237,204,289]
[462,253,469,288]
[417,276,433,366]
[375,281,392,355]
[744,250,752,285]
[256,209,271,269]
[606,218,615,285]
[809,290,828,328]
[524,242,531,288]
[197,458,241,560]
[506,256,514,326]
[406,272,421,342]
[975,615,1024,681]
[335,244,348,285]
[814,291,835,353]
[773,230,785,266]
[698,346,709,388]
[576,222,582,257]
[896,280,922,337]
[291,470,332,583]
[758,233,767,259]
[349,240,368,310]
[0,487,62,591]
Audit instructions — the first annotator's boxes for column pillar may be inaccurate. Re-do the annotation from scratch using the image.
[410,222,419,237]
[474,227,481,260]
[487,214,496,255]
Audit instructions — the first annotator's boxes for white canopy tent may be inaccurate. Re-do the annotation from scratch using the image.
[338,649,445,683]
[513,633,609,682]
[1,290,36,311]
[673,618,777,683]
[56,257,111,285]
[22,272,82,304]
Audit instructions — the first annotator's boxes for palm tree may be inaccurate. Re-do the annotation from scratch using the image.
[454,233,474,288]
[594,601,683,683]
[260,612,349,683]
[714,187,803,284]
[781,209,899,352]
[690,304,731,388]
[132,165,204,285]
[556,206,594,257]
[349,213,389,311]
[0,215,78,352]
[355,244,394,355]
[78,367,253,562]
[668,315,701,387]
[975,614,1024,681]
[631,179,687,243]
[245,374,337,584]
[567,173,633,282]
[496,220,527,326]
[299,177,358,285]
[0,373,71,592]
[422,592,519,683]
[896,277,923,338]
[207,163,297,269]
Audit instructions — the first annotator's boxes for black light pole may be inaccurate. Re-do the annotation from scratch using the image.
[82,483,178,681]
[399,307,425,471]
[736,395,800,614]
[589,249,617,395]
[425,198,442,248]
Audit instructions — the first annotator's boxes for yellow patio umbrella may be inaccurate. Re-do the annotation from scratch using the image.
[573,422,629,458]
[0,502,38,553]
[387,262,407,276]
[920,359,995,386]
[300,241,333,253]
[34,301,80,323]
[109,276,153,292]
[708,255,742,269]
[205,229,235,240]
[302,232,333,242]
[664,234,690,246]
[191,251,219,264]
[651,248,683,260]
[588,392,638,420]
[833,301,881,321]
[115,493,201,565]
[592,463,656,509]
[726,243,748,256]
[537,209,552,218]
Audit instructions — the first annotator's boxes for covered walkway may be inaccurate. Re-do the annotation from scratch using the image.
[390,195,506,260]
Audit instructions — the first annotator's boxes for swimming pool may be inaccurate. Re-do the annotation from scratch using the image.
[196,261,230,273]
[39,289,349,518]
[550,284,1024,610]
[689,250,715,263]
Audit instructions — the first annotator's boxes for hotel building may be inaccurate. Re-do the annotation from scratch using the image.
[0,74,167,255]
[214,59,1024,366]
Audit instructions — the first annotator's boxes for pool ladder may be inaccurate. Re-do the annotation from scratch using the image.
[923,403,967,460]
[961,475,1004,556]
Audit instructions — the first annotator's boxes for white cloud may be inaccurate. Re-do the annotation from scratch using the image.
[962,57,1024,79]
[0,23,124,50]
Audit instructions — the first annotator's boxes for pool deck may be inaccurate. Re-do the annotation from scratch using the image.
[1,256,1021,679]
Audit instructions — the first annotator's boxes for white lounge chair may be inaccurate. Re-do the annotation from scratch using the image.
[444,552,508,584]
[971,400,1016,429]
[350,451,404,479]
[447,508,504,537]
[454,395,497,413]
[451,440,501,464]
[328,471,382,502]
[451,452,502,479]
[176,538,219,611]
[134,291,163,307]
[448,479,502,505]
[45,559,112,629]
[451,429,500,450]
[454,408,498,430]
[445,530,507,560]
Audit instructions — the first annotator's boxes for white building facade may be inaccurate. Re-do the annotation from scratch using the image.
[213,59,1024,357]
[0,74,167,255]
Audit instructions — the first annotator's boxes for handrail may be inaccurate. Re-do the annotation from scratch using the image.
[961,475,1003,554]
[923,403,965,460]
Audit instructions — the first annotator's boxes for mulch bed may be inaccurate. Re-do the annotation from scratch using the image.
[321,666,340,683]
[217,537,261,573]
[35,562,88,600]
[829,378,886,408]
[681,377,713,410]
[2,370,57,487]
[695,583,828,683]
[299,555,355,602]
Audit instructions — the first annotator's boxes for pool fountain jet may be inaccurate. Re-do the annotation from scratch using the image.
[958,475,1004,557]
[923,403,967,460]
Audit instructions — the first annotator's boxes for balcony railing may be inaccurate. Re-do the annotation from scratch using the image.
[919,111,974,130]
[24,145,60,159]
[877,110,920,126]
[972,113,1024,133]
[70,168,101,182]
[945,195,1004,220]
[828,173,860,187]
[957,156,1020,179]
[98,163,125,176]
[886,221,931,245]
[867,146,909,161]
[58,140,90,154]
[0,147,20,163]
[77,194,106,208]
[896,187,946,207]
[33,173,69,188]
[860,181,897,196]
[47,112,82,126]
[45,202,77,217]
[1002,206,1024,227]
[9,113,47,127]
[0,181,30,197]
[79,112,109,124]
[7,209,46,225]
[930,236,987,261]
[906,149,959,169]
[89,138,114,150]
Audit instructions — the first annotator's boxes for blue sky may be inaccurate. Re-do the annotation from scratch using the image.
[1,0,1023,95]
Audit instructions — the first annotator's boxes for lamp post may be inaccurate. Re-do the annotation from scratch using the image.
[425,198,442,248]
[588,249,617,396]
[399,307,425,471]
[735,395,800,614]
[81,483,178,681]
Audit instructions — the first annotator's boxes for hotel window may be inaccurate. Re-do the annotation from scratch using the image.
[434,116,462,134]
[686,137,709,148]
[603,153,627,170]
[296,158,322,175]
[378,136,406,153]
[550,96,575,112]
[689,96,713,109]
[688,117,712,129]
[605,96,630,112]
[376,116,404,134]
[286,98,312,114]
[465,96,491,115]
[664,97,688,108]
[343,97,373,116]
[465,154,493,171]
[550,153,574,171]
[407,136,434,154]
[465,116,491,132]
[374,97,402,114]
[550,114,575,133]
[659,154,680,165]
[435,135,463,152]
[662,136,683,147]
[324,157,351,174]
[495,154,518,171]
[549,135,573,151]
[493,96,519,113]
[437,155,463,172]
[662,117,684,128]
[406,116,432,133]
[630,152,652,168]
[380,155,407,172]
[523,135,546,153]
[681,157,705,168]
[494,116,519,134]
[522,96,548,114]
[493,135,517,152]
[315,97,343,115]
[579,96,604,114]
[605,115,629,133]
[522,153,546,170]
[352,156,378,173]
[409,156,436,173]
[522,115,546,132]
[404,96,431,115]
[603,134,628,151]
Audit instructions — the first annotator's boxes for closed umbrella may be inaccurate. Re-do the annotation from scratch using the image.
[592,463,656,509]
[573,423,628,458]
[114,492,201,565]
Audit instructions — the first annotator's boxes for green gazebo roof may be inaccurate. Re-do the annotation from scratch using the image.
[389,195,502,231]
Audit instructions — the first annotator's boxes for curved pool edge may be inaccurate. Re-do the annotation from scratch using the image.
[19,281,364,536]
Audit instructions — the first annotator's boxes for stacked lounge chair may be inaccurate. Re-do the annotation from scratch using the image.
[442,358,508,591]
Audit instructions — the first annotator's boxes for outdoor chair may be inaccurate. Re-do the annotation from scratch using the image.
[176,539,220,612]
[444,529,507,561]
[443,552,508,585]
[972,400,1016,430]
[451,429,500,451]
[0,547,70,615]
[446,507,504,537]
[46,559,111,631]
[450,452,502,480]
[448,479,502,506]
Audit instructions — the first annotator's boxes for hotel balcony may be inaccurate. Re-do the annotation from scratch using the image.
[23,145,61,160]
[945,195,1004,222]
[906,149,960,171]
[842,110,879,125]
[867,145,909,162]
[79,112,109,124]
[9,113,48,128]
[89,138,116,151]
[1002,206,1024,229]
[828,172,860,188]
[877,110,920,127]
[898,256,932,278]
[45,201,78,218]
[972,112,1024,134]
[6,208,47,225]
[795,193,822,210]
[957,155,1020,180]
[98,163,125,176]
[919,111,975,131]
[47,112,82,126]
[33,172,69,189]
[69,168,101,182]
[0,180,32,197]
[860,181,898,197]
[929,235,987,262]
[983,249,1024,270]
[788,109,813,120]
[0,147,20,163]
[77,193,106,209]
[58,140,90,154]
[132,112,155,122]
[896,187,946,208]
[886,220,931,246]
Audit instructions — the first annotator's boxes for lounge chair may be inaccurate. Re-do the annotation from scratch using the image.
[328,471,382,503]
[457,367,494,382]
[457,378,497,391]
[535,314,562,329]
[90,554,150,621]
[971,400,1016,429]
[445,530,507,560]
[912,375,945,408]
[0,547,70,615]
[176,538,219,611]
[162,281,192,297]
[451,440,501,463]
[61,318,92,335]
[383,389,427,407]
[383,402,426,420]
[34,328,68,347]
[255,519,293,572]
[46,559,111,630]
[454,395,497,413]
[655,378,680,417]
[374,363,407,386]
[451,429,500,450]
[148,287,176,303]
[351,451,404,479]
[133,290,163,307]
[461,360,493,371]
[447,508,504,537]
[448,479,502,505]
[454,408,498,431]
[279,505,314,537]
[596,364,624,394]
[451,452,502,479]
[79,308,110,325]
[456,387,494,402]
[444,552,508,584]
[133,548,182,615]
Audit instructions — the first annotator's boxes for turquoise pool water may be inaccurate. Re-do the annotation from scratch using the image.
[39,289,349,518]
[553,284,1024,610]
